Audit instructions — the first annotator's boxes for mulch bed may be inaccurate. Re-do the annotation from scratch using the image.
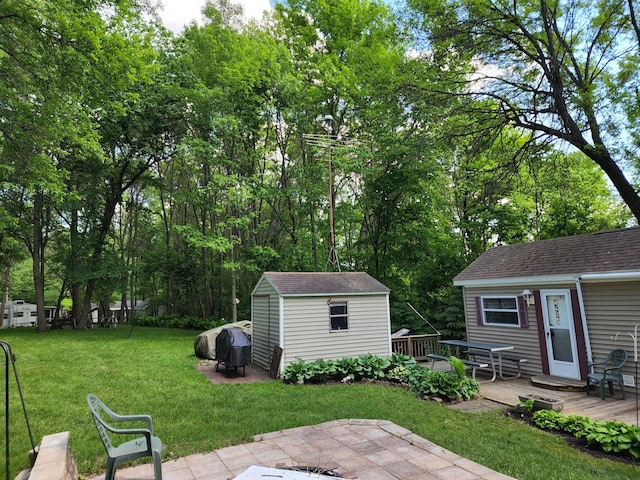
[505,407,640,466]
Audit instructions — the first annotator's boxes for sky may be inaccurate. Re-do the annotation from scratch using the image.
[158,0,273,33]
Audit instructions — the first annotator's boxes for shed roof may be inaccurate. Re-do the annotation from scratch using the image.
[453,226,640,285]
[260,272,390,296]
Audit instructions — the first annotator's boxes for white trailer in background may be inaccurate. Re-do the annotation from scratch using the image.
[3,300,38,327]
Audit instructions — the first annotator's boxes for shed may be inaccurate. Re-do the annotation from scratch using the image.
[453,226,640,383]
[251,272,392,373]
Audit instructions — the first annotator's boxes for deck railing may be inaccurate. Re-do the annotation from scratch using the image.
[391,334,441,361]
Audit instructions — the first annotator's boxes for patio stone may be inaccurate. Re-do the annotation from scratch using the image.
[85,419,516,480]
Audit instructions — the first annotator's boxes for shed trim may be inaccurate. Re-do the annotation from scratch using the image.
[277,292,390,298]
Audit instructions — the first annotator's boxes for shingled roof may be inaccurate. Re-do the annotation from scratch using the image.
[453,227,640,285]
[261,272,390,295]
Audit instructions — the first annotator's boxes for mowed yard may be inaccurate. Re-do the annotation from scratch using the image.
[1,327,639,480]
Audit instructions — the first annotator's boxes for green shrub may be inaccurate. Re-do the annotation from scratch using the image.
[584,420,640,459]
[414,369,478,401]
[532,409,566,430]
[532,409,640,460]
[449,356,466,379]
[334,356,359,381]
[353,353,390,380]
[280,354,480,402]
[307,358,336,383]
[387,352,417,370]
[281,358,316,384]
[136,315,225,331]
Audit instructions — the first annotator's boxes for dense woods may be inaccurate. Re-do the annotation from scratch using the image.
[0,0,636,335]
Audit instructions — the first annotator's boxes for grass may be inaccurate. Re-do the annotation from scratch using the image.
[0,327,639,480]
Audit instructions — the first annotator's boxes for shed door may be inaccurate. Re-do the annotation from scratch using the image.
[541,290,580,379]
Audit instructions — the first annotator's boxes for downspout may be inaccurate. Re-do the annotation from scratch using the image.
[575,276,593,364]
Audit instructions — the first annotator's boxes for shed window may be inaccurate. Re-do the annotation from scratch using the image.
[481,297,520,326]
[329,301,349,331]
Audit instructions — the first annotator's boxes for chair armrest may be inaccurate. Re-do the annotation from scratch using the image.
[113,414,152,428]
[587,359,608,373]
[105,411,153,431]
[100,421,154,448]
[602,366,623,376]
[588,359,607,367]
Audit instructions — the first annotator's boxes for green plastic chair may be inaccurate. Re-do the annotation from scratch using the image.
[87,394,163,480]
[586,349,628,401]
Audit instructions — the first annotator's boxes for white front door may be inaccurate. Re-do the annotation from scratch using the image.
[541,290,581,379]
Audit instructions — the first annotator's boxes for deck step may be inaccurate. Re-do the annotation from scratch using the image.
[530,375,586,392]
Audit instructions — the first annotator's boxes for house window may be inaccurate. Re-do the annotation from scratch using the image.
[481,296,520,326]
[329,301,349,331]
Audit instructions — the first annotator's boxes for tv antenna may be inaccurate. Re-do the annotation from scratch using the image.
[304,114,340,271]
[304,116,371,272]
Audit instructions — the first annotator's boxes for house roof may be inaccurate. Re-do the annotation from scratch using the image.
[453,226,640,286]
[260,272,390,296]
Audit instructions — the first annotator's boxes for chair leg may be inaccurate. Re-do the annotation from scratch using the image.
[599,380,606,401]
[153,450,163,480]
[105,458,116,480]
[608,380,615,396]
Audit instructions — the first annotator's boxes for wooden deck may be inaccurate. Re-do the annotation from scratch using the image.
[479,374,640,426]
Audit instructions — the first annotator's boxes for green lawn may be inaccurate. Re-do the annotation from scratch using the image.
[1,327,638,480]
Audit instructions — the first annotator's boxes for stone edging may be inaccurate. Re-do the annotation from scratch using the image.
[17,432,78,480]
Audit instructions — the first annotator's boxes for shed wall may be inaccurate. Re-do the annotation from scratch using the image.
[251,280,281,370]
[281,294,391,366]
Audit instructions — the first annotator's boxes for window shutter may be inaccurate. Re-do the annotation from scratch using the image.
[517,296,529,328]
[475,296,484,325]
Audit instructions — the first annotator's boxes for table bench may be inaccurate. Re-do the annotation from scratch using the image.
[464,349,527,379]
[425,353,489,380]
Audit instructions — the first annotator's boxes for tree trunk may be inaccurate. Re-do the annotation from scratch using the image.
[1,259,13,328]
[584,146,640,223]
[32,191,47,333]
[70,207,83,328]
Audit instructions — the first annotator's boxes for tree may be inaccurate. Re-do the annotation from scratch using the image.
[407,0,640,222]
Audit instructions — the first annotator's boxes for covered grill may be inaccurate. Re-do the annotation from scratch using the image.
[215,327,252,376]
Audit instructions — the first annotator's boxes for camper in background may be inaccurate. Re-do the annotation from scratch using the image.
[3,300,38,328]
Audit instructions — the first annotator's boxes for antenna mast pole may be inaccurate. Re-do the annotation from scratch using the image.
[318,115,340,272]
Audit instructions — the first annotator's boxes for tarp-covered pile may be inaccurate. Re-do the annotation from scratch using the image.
[194,321,251,360]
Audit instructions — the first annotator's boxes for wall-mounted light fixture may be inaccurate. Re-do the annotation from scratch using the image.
[522,289,534,306]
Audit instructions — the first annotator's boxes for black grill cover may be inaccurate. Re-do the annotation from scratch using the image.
[215,327,251,367]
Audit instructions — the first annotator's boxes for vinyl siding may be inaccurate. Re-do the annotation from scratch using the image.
[581,280,640,383]
[280,294,391,366]
[251,279,281,370]
[463,283,573,377]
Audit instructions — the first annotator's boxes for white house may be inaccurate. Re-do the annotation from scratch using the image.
[251,272,392,374]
